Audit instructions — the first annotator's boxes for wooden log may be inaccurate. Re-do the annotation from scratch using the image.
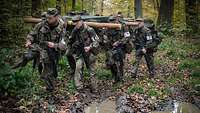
[24,16,42,23]
[23,16,139,29]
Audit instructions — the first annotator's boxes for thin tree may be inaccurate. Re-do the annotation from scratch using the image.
[56,0,61,14]
[72,0,76,10]
[100,0,104,16]
[157,0,174,25]
[185,0,199,34]
[32,0,41,17]
[134,0,143,18]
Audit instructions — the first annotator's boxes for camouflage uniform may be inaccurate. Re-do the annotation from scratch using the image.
[144,19,162,52]
[132,18,160,78]
[27,8,66,91]
[68,17,100,90]
[105,17,131,82]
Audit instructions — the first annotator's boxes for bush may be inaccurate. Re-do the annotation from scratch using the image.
[0,48,39,96]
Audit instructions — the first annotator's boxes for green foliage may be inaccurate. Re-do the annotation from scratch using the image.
[96,69,112,80]
[147,89,158,97]
[191,69,200,77]
[127,85,144,94]
[166,75,183,85]
[0,48,40,96]
[67,80,76,94]
[161,88,171,96]
[178,59,200,70]
[58,56,69,72]
[157,23,174,37]
[187,77,200,88]
[0,0,32,48]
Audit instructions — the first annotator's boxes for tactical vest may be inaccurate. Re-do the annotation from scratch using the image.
[38,22,64,49]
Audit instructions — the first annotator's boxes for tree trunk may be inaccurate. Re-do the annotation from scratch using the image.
[128,4,131,17]
[185,0,199,34]
[92,0,95,15]
[31,0,41,18]
[64,0,67,14]
[72,0,76,10]
[101,0,104,16]
[134,0,143,18]
[56,0,61,14]
[157,0,174,25]
[81,0,84,11]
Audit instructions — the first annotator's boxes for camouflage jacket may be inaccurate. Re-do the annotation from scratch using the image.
[104,24,131,50]
[68,23,100,55]
[27,20,67,62]
[134,26,161,52]
[134,26,151,50]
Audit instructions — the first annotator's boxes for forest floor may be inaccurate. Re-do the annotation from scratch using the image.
[0,36,200,113]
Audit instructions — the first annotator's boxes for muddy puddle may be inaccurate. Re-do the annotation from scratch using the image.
[84,99,200,113]
[85,99,116,113]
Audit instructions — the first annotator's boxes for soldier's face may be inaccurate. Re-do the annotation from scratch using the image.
[138,21,144,28]
[47,15,58,25]
[75,21,83,29]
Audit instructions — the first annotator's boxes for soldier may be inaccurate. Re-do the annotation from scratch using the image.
[131,18,159,79]
[144,19,162,53]
[68,15,100,90]
[104,16,131,82]
[26,8,66,91]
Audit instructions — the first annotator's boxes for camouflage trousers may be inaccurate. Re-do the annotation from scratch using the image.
[106,47,125,82]
[40,49,59,92]
[66,47,76,75]
[40,61,57,91]
[73,53,96,90]
[66,54,76,75]
[132,51,155,78]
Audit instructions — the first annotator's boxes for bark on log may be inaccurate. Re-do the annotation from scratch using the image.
[23,16,139,29]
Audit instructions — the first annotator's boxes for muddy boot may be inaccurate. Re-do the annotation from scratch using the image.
[74,74,83,91]
[130,68,138,78]
[45,79,55,92]
[149,69,155,79]
[115,62,124,83]
[90,75,98,93]
[42,74,55,92]
[74,57,84,91]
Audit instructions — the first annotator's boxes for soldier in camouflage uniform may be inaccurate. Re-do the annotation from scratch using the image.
[68,15,100,90]
[144,19,161,52]
[131,18,160,79]
[104,15,131,82]
[26,8,66,91]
